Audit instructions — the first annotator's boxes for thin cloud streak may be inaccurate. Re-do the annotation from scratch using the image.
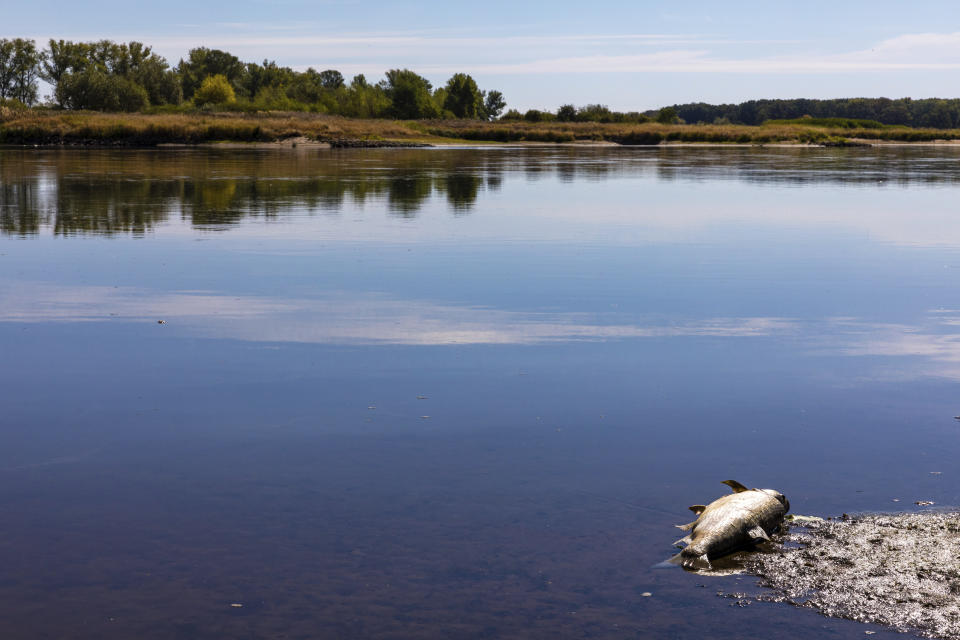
[73,33,792,49]
[17,28,960,83]
[428,32,960,74]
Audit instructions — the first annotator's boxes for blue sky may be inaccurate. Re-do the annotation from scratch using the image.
[7,0,960,111]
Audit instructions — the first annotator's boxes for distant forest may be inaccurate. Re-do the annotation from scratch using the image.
[0,38,506,120]
[665,98,960,130]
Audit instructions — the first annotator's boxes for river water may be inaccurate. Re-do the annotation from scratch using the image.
[2,146,959,639]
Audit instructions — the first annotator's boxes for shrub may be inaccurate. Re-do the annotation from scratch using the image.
[193,74,236,106]
[764,117,885,129]
[523,109,555,123]
[556,104,577,122]
[656,107,679,124]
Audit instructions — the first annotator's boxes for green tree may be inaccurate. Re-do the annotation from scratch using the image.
[4,39,44,105]
[284,67,323,105]
[482,90,506,120]
[177,48,246,99]
[919,100,954,128]
[381,69,438,119]
[879,100,911,126]
[442,73,483,118]
[242,60,295,100]
[56,67,149,111]
[656,107,679,124]
[42,40,90,104]
[193,74,236,105]
[556,103,577,122]
[344,75,389,118]
[318,69,344,90]
[0,40,15,100]
[524,109,553,122]
[119,42,181,105]
[578,104,616,122]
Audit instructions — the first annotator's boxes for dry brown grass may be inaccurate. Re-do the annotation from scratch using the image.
[0,111,424,145]
[3,109,960,146]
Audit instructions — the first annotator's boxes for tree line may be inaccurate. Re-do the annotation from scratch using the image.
[6,36,960,129]
[496,98,960,130]
[0,37,507,120]
[666,98,960,129]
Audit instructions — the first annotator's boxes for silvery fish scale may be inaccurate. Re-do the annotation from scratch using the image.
[675,480,789,570]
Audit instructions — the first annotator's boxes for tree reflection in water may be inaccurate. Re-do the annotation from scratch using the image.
[3,146,960,236]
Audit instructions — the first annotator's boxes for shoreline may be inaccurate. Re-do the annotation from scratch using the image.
[6,139,960,151]
[5,111,960,149]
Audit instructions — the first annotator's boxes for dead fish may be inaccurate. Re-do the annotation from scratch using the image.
[669,480,789,571]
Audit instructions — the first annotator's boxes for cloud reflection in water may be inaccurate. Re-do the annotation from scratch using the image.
[12,283,960,384]
[0,282,795,346]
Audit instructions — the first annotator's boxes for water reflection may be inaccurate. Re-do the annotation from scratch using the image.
[0,281,796,345]
[0,149,510,236]
[6,146,960,640]
[8,279,960,384]
[7,146,960,236]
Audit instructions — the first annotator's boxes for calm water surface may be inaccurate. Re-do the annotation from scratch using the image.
[2,146,960,639]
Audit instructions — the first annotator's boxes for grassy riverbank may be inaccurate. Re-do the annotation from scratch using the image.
[3,109,960,146]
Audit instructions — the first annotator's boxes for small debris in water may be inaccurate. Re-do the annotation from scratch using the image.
[157,320,166,324]
[367,406,376,410]
[865,632,876,636]
[932,471,943,475]
[229,603,243,608]
[640,592,652,597]
[416,395,428,400]
[916,500,935,506]
[420,415,430,419]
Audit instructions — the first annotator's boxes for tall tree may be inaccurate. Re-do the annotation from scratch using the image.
[381,69,438,119]
[9,39,43,105]
[442,73,483,118]
[42,40,89,104]
[318,69,344,90]
[177,48,246,99]
[242,59,293,99]
[482,90,506,120]
[56,67,149,111]
[0,40,15,100]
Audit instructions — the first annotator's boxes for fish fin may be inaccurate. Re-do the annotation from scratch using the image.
[652,553,684,569]
[748,526,771,543]
[722,480,749,493]
[689,505,707,515]
[673,535,692,548]
[682,553,712,571]
[675,521,697,531]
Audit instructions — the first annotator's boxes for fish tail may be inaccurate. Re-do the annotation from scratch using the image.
[652,553,684,569]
